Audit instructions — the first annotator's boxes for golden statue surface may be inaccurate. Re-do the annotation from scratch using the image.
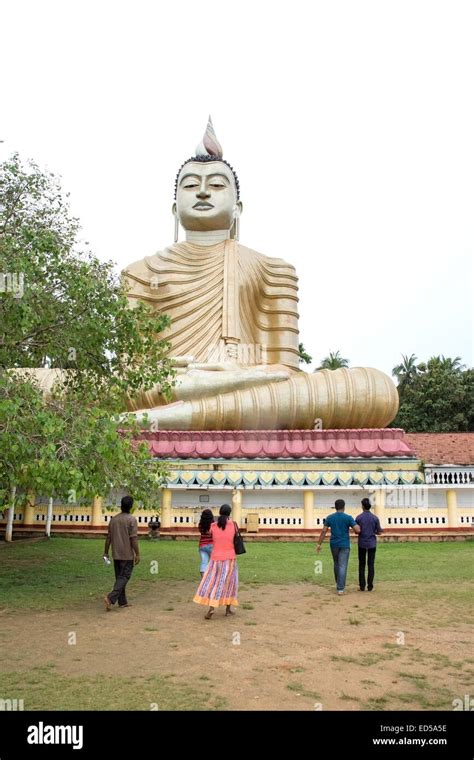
[122,117,398,430]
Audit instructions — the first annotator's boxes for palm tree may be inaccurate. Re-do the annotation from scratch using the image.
[392,353,418,390]
[298,342,312,365]
[316,351,349,370]
[428,355,465,373]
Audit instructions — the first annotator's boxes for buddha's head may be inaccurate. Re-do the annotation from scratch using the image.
[173,117,242,236]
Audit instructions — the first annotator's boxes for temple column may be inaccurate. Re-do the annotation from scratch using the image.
[23,490,36,526]
[446,489,458,527]
[303,490,314,529]
[232,489,242,528]
[374,488,386,527]
[161,488,172,528]
[91,496,103,527]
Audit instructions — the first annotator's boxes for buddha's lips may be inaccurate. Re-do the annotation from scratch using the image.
[193,202,214,209]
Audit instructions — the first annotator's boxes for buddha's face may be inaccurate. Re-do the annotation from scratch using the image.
[176,161,239,232]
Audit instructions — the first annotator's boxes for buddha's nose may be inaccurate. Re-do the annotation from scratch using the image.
[197,180,210,199]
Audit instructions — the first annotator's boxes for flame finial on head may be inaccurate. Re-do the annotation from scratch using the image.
[195,115,223,159]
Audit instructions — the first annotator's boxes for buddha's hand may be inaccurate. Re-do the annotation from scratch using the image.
[170,357,289,401]
[126,357,290,413]
[171,355,291,374]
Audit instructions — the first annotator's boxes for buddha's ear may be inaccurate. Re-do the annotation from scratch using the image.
[231,201,243,241]
[172,203,179,242]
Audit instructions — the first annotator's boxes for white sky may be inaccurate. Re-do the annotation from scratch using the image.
[1,0,473,376]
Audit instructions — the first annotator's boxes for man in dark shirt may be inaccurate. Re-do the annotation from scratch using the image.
[103,495,140,610]
[355,497,382,591]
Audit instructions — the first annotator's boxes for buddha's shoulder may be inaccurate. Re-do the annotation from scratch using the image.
[121,251,168,281]
[239,244,297,276]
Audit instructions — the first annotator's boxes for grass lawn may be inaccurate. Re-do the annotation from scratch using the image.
[0,537,472,611]
[0,538,472,711]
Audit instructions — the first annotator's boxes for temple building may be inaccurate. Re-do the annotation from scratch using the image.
[3,430,473,541]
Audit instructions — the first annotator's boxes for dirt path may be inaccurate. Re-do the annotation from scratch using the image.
[1,581,472,710]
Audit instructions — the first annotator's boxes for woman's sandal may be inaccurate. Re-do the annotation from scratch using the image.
[204,608,214,620]
[225,607,235,616]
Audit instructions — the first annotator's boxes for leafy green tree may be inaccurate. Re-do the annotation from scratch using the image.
[463,368,474,431]
[0,153,175,403]
[0,154,175,538]
[0,375,165,540]
[0,374,43,540]
[298,342,312,364]
[392,356,473,431]
[316,351,349,370]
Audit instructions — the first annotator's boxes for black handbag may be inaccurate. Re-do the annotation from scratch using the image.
[233,521,246,555]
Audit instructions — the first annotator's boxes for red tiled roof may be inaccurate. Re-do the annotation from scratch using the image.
[404,433,474,465]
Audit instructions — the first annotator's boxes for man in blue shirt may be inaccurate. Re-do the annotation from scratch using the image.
[317,499,360,595]
[355,497,383,591]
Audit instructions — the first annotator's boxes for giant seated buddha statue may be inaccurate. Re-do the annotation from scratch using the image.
[123,118,398,430]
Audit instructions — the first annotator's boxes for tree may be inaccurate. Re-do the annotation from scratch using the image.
[427,355,465,373]
[0,154,175,537]
[392,353,419,394]
[0,375,165,540]
[0,374,42,540]
[0,153,175,403]
[298,342,312,364]
[391,356,473,432]
[316,351,349,370]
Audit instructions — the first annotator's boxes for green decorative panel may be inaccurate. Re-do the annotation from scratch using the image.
[181,471,196,485]
[290,472,306,485]
[353,471,369,486]
[321,472,338,485]
[243,472,258,485]
[227,471,243,485]
[196,471,212,485]
[336,472,353,486]
[368,471,384,484]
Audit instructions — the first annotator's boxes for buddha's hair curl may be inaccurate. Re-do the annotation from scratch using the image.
[174,156,240,201]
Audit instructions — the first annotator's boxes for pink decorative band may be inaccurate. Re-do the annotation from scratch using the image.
[138,428,415,460]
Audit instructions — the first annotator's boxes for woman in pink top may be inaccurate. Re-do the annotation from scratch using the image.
[193,504,238,620]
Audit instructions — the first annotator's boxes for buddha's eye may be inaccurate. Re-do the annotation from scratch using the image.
[184,182,199,189]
